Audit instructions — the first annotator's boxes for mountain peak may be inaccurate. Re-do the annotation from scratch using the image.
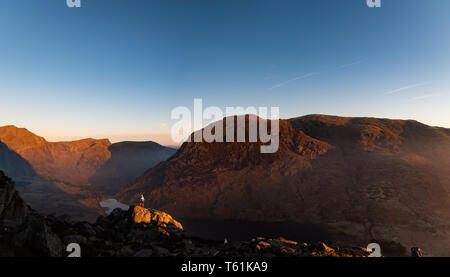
[0,127,111,186]
[0,125,47,148]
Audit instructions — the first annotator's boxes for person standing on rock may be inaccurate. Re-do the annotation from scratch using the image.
[411,247,423,257]
[139,194,145,208]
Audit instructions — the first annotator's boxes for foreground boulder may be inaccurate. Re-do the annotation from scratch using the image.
[132,206,183,231]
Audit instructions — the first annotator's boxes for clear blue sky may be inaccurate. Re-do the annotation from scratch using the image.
[1,0,449,145]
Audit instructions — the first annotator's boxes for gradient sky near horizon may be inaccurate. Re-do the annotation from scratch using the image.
[1,0,449,145]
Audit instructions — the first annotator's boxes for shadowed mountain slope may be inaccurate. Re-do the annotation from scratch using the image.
[0,141,36,179]
[89,141,176,194]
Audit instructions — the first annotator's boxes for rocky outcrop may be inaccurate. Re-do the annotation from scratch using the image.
[0,171,30,228]
[0,171,62,256]
[15,216,64,257]
[0,171,369,257]
[131,206,183,231]
[251,238,368,257]
[76,206,370,257]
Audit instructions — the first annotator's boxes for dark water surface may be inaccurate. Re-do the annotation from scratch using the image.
[180,219,332,243]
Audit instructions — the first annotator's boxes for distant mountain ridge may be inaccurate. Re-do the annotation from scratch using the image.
[0,125,111,186]
[0,126,176,189]
[0,125,175,221]
[118,114,450,256]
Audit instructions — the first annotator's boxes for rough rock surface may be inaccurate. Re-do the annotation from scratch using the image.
[132,206,183,231]
[0,171,30,228]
